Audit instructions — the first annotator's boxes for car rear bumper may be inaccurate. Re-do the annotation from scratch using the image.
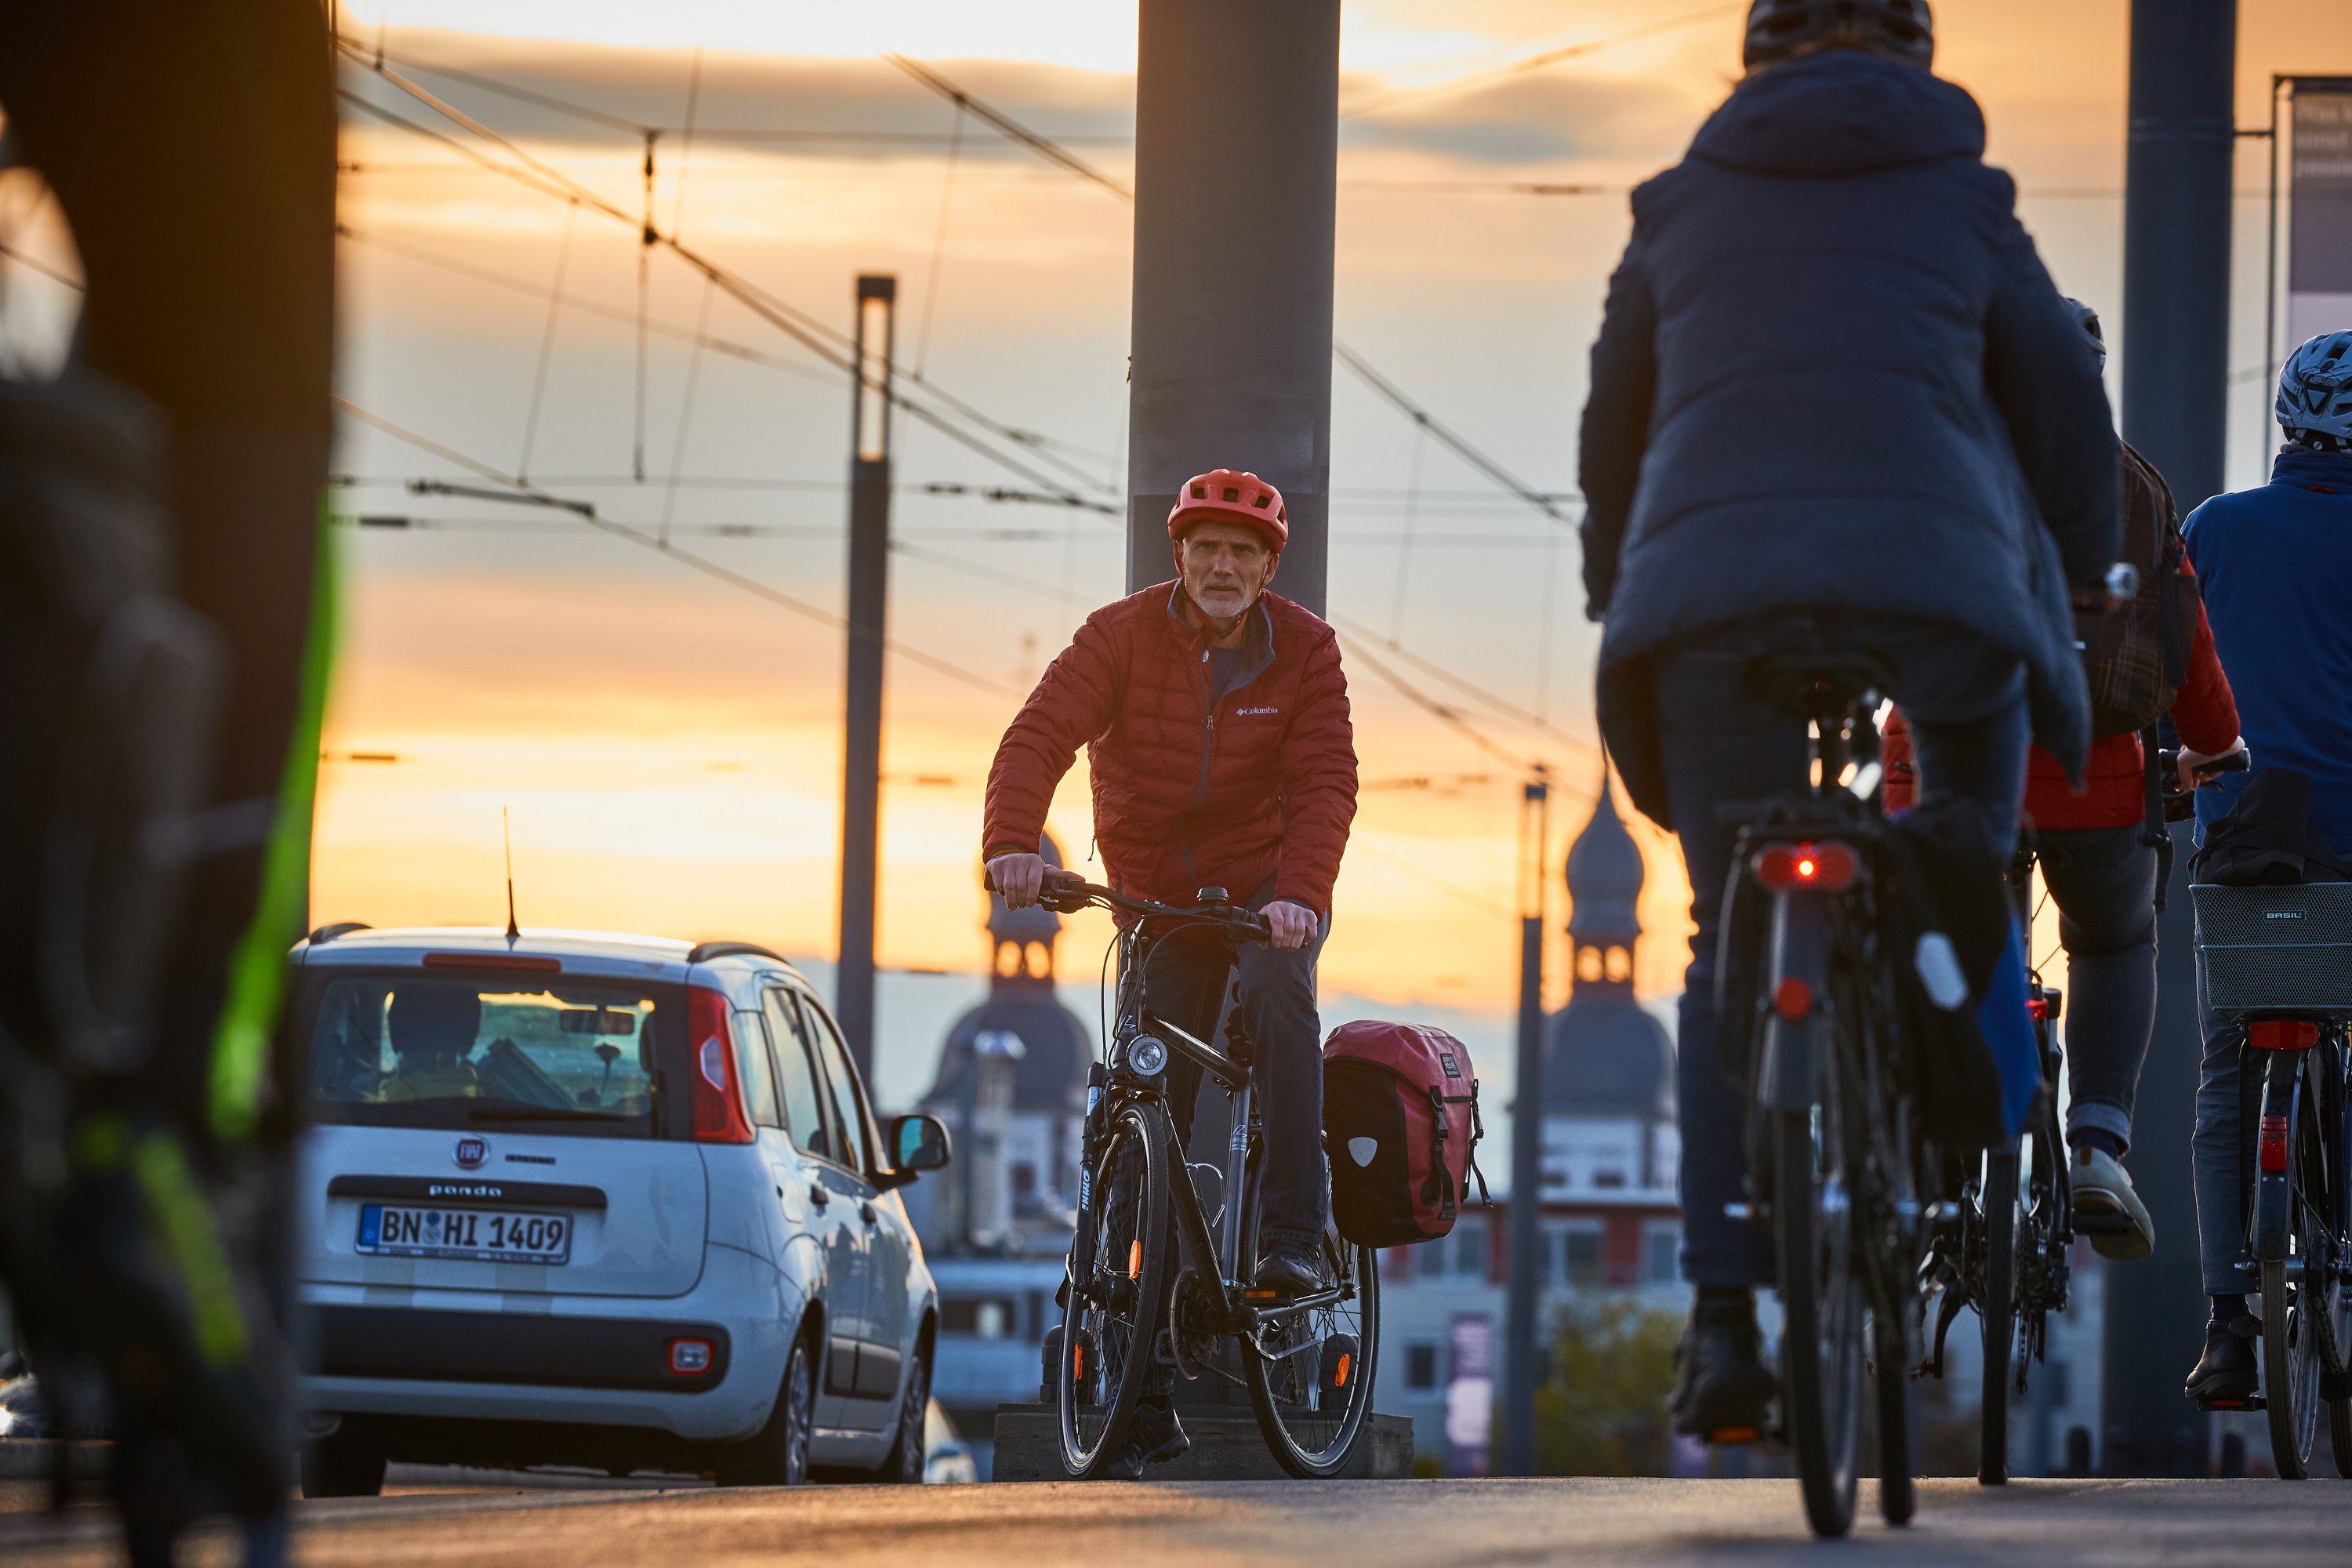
[297,1243,798,1443]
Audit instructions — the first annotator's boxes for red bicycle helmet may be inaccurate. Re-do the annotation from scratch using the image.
[1166,469,1287,554]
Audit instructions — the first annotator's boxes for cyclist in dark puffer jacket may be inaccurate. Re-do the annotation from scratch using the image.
[1579,0,2118,1442]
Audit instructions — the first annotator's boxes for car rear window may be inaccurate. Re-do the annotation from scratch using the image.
[303,970,688,1139]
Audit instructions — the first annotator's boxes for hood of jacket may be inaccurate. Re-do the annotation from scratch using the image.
[1692,49,1985,179]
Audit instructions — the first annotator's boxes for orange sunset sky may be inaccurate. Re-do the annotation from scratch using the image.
[11,2,2343,1105]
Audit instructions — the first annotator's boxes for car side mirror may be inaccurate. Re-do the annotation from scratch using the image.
[891,1113,951,1175]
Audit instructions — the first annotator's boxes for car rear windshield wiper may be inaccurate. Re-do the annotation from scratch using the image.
[465,1102,628,1123]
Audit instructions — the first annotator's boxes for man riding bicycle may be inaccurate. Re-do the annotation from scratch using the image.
[983,468,1356,1475]
[2180,332,2352,1403]
[1577,0,2118,1440]
[1882,299,2246,1264]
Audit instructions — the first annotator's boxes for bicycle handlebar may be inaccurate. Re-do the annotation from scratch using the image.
[1030,869,1274,941]
[2158,745,2251,797]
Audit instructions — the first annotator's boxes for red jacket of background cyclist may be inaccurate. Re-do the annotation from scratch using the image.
[981,470,1358,917]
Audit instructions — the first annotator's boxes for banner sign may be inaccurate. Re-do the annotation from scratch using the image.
[2289,82,2352,349]
[1444,1312,1494,1478]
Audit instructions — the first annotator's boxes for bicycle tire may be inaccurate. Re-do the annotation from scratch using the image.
[2263,1255,2321,1479]
[1240,1166,1381,1479]
[1977,1146,2019,1486]
[1872,1308,1914,1526]
[1775,1102,1864,1538]
[1058,1101,1170,1478]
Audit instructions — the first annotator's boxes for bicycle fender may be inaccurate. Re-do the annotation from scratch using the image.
[2249,1051,2300,1263]
[1761,892,1827,1115]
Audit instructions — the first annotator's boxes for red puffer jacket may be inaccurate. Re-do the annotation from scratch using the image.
[982,582,1358,916]
[1882,556,2239,827]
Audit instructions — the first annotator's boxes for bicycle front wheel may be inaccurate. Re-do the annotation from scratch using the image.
[1872,1306,1914,1525]
[1775,1095,1864,1538]
[1977,1145,2019,1485]
[1058,1100,1170,1478]
[1240,1178,1381,1479]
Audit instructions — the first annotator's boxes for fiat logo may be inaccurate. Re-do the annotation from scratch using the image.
[454,1137,488,1170]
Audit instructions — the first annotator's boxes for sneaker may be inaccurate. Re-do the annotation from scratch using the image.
[1101,1399,1189,1479]
[2071,1145,2154,1261]
[2183,1317,2260,1404]
[1669,1302,1778,1443]
[1248,1247,1334,1301]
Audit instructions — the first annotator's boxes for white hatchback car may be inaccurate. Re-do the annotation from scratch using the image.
[290,926,948,1493]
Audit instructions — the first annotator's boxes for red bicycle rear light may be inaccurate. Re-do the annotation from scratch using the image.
[2249,1020,2319,1052]
[688,986,755,1145]
[1774,977,1814,1021]
[1753,840,1857,891]
[669,1338,714,1375]
[2027,997,2050,1022]
[2259,1115,2290,1173]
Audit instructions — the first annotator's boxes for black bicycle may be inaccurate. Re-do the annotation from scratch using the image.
[2190,875,2352,1479]
[1718,651,1922,1537]
[1944,842,2078,1486]
[1039,872,1381,1479]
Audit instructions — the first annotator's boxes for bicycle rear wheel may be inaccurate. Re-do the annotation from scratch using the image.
[1775,1089,1864,1537]
[1240,1174,1381,1479]
[2263,1065,2339,1480]
[1058,1101,1170,1478]
[1976,1145,2019,1485]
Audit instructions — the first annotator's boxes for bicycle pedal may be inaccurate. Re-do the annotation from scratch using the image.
[2072,1214,2134,1237]
[2196,1396,2266,1412]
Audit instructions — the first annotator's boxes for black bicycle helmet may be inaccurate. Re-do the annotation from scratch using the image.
[1744,0,1934,70]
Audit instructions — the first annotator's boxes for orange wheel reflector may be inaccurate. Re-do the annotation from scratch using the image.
[1334,1353,1351,1387]
[1711,1426,1760,1444]
[1128,1240,1142,1279]
[1073,1344,1086,1378]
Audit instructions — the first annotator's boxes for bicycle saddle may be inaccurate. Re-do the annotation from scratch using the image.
[1742,648,1898,719]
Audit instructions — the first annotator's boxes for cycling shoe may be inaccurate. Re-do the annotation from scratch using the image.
[1670,1313,1778,1443]
[1248,1249,1333,1301]
[1102,1399,1188,1479]
[2183,1317,2260,1404]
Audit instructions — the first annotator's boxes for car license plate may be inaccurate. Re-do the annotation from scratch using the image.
[357,1204,572,1265]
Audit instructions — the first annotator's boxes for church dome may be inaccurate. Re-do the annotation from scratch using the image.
[1566,776,1644,940]
[928,989,1095,1114]
[1541,995,1673,1118]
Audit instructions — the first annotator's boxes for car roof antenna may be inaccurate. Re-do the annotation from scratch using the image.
[502,805,521,942]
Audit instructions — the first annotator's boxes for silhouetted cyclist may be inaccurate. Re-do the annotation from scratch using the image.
[1577,0,2118,1442]
[0,5,333,1563]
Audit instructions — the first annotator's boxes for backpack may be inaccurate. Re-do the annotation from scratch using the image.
[1321,1021,1486,1247]
[2077,441,2202,738]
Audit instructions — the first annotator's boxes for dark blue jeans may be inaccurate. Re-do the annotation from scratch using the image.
[1143,906,1331,1261]
[2036,826,2159,1155]
[1658,626,2031,1287]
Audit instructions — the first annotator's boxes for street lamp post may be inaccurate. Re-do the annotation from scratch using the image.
[837,273,895,1087]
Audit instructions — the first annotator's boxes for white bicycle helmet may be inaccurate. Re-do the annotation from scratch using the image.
[2276,330,2352,452]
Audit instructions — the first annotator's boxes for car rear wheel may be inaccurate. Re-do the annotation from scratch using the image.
[717,1335,813,1487]
[299,1424,387,1499]
[873,1342,931,1484]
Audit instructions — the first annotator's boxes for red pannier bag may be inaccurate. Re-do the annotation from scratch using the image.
[1322,1020,1486,1248]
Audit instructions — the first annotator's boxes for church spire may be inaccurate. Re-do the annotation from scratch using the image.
[1565,773,1643,996]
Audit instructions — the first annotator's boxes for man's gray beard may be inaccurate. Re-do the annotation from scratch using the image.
[1190,583,1255,620]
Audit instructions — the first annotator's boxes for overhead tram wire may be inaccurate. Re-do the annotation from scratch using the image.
[1330,612,1601,758]
[334,45,1116,510]
[1339,3,1744,120]
[879,54,1574,532]
[332,395,1024,700]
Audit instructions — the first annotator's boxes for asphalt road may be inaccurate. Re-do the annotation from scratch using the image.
[7,1474,2352,1566]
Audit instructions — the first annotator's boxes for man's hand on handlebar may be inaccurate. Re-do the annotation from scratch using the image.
[2175,739,2249,796]
[986,851,1047,909]
[1264,899,1319,951]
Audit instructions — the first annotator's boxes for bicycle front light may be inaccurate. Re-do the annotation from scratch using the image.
[1129,1035,1169,1076]
[1753,840,1858,891]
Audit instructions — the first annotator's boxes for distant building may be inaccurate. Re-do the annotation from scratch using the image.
[1374,777,1686,1465]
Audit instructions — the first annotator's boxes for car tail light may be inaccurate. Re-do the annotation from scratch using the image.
[2259,1115,2290,1173]
[1753,840,1857,891]
[2249,1020,2319,1052]
[688,986,755,1145]
[669,1338,714,1376]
